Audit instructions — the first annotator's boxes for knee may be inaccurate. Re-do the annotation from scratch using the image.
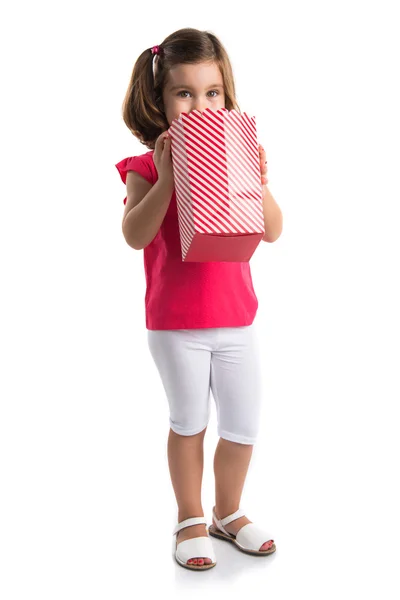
[170,413,210,437]
[170,424,208,439]
[218,420,260,445]
[218,428,258,445]
[217,402,261,445]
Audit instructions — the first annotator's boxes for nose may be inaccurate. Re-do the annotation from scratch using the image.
[190,103,206,114]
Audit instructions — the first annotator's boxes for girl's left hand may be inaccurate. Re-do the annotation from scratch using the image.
[258,144,268,186]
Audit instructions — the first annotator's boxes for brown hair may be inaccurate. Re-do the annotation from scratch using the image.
[121,28,241,150]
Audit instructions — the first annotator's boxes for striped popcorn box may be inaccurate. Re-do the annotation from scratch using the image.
[168,107,265,262]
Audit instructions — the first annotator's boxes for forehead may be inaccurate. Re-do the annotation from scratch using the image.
[166,61,224,90]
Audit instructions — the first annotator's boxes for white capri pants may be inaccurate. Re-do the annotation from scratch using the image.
[147,324,263,445]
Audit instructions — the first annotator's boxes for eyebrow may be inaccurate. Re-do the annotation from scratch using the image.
[169,83,224,91]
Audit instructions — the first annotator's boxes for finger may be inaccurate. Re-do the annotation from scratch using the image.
[157,131,169,146]
[159,134,170,153]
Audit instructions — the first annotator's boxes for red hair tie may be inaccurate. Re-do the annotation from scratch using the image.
[151,45,161,55]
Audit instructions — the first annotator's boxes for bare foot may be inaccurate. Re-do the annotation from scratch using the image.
[213,507,274,552]
[176,523,213,566]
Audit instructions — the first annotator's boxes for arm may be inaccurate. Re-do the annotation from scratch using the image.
[261,184,283,243]
[122,172,174,250]
[258,144,283,242]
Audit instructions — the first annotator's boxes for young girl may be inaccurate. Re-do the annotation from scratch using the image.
[116,28,283,571]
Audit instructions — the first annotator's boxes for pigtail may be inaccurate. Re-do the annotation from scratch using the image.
[121,47,169,150]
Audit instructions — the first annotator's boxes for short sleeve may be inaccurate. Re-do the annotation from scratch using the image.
[115,155,154,205]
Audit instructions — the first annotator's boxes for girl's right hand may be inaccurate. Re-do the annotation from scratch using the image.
[153,131,174,187]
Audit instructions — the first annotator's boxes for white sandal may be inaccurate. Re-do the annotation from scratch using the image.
[173,516,217,570]
[208,506,276,556]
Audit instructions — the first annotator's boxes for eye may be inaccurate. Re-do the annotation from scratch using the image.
[176,90,221,98]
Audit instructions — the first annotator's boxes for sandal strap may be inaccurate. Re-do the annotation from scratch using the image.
[212,507,246,536]
[219,508,246,527]
[173,516,207,536]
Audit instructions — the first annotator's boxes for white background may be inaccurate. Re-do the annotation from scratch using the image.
[1,0,399,598]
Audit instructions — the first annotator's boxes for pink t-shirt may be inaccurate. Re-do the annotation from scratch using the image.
[115,150,259,330]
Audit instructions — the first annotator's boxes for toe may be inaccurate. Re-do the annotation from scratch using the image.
[187,557,211,566]
[259,540,274,551]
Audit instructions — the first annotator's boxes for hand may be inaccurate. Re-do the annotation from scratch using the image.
[258,144,268,186]
[153,131,174,187]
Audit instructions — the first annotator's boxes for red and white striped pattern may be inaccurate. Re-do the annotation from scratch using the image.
[168,107,265,261]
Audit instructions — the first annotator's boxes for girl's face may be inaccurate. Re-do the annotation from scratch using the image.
[162,61,226,126]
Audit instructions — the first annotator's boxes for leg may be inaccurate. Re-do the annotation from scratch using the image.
[214,437,253,520]
[147,329,215,566]
[213,439,273,551]
[211,325,274,552]
[168,426,211,565]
